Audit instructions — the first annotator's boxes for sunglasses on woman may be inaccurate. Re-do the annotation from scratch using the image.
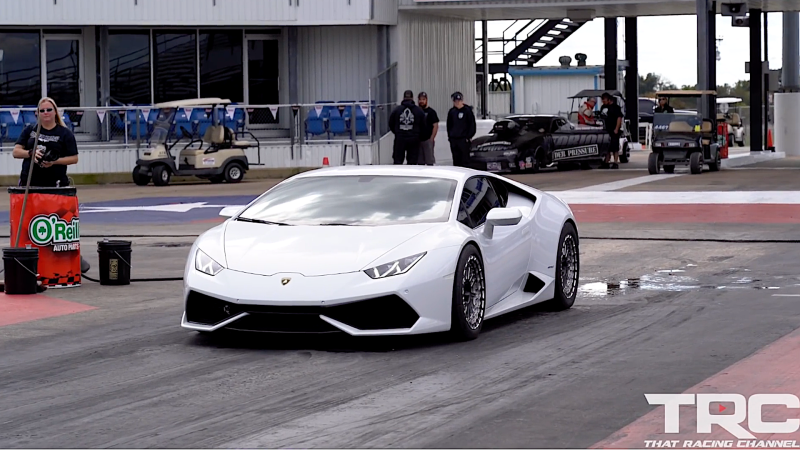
[39,108,54,113]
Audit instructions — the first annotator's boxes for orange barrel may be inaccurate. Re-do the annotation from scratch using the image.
[8,186,81,288]
[717,123,729,159]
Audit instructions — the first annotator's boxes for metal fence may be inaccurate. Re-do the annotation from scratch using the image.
[0,101,399,152]
[369,62,398,139]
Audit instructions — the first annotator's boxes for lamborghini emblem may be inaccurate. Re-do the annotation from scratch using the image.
[281,277,291,285]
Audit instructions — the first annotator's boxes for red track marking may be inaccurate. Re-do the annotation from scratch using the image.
[571,204,800,224]
[0,293,97,327]
[592,327,800,448]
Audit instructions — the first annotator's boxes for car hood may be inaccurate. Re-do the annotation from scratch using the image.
[221,220,436,277]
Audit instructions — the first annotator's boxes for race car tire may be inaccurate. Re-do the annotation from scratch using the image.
[450,244,485,341]
[648,152,661,174]
[708,149,721,172]
[548,222,580,311]
[690,152,703,174]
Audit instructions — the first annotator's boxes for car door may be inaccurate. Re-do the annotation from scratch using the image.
[458,176,532,307]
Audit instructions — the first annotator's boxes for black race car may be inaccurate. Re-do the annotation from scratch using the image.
[468,114,631,173]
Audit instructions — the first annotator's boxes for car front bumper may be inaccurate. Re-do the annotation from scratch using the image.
[181,251,456,336]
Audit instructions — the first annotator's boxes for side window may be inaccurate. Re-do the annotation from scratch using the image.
[460,176,502,228]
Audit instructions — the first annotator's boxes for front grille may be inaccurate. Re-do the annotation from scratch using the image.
[185,291,420,332]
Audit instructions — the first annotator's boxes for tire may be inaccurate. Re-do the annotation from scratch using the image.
[152,165,171,186]
[132,166,150,186]
[690,152,703,174]
[620,143,629,163]
[549,222,580,311]
[648,152,661,174]
[450,244,486,341]
[729,134,735,146]
[708,149,721,172]
[224,162,244,183]
[737,141,745,147]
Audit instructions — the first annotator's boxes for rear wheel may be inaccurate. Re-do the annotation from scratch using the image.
[548,222,580,311]
[648,152,661,174]
[620,142,629,163]
[708,149,721,172]
[224,162,244,183]
[450,244,486,341]
[152,165,171,186]
[690,152,703,174]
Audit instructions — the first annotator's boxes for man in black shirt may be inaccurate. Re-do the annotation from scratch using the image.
[417,92,439,165]
[388,90,426,164]
[654,97,675,113]
[446,92,476,167]
[599,92,624,169]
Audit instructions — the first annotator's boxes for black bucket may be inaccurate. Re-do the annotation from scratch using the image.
[97,240,132,286]
[2,247,39,295]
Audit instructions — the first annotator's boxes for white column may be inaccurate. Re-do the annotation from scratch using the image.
[773,92,800,156]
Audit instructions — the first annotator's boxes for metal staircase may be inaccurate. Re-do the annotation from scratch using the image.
[476,18,588,75]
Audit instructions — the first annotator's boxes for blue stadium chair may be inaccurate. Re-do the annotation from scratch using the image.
[22,109,37,128]
[305,107,327,139]
[327,108,348,136]
[0,108,26,142]
[61,113,74,131]
[192,108,213,138]
[354,105,368,135]
[173,108,193,139]
[125,109,149,140]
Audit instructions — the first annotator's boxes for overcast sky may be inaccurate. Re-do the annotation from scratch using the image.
[481,13,789,88]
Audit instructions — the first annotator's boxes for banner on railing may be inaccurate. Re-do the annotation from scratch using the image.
[97,110,106,123]
[226,106,235,119]
[315,105,323,117]
[9,109,19,124]
[269,106,279,118]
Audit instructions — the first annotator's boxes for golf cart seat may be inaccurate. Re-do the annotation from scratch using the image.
[729,113,742,127]
[669,121,694,132]
[701,119,713,133]
[224,126,252,149]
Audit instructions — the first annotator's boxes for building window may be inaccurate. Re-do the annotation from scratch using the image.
[153,31,197,103]
[0,32,42,106]
[108,31,151,105]
[199,31,243,102]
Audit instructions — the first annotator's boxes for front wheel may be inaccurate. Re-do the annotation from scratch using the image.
[152,165,171,186]
[548,222,580,311]
[132,166,150,186]
[690,152,703,174]
[450,244,486,341]
[224,162,244,183]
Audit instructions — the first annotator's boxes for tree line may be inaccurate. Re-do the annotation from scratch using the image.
[638,72,750,109]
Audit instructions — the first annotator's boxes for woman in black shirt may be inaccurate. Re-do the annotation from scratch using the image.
[12,97,79,187]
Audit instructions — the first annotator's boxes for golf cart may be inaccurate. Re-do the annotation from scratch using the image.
[648,90,722,175]
[132,98,260,186]
[567,89,633,163]
[717,97,746,147]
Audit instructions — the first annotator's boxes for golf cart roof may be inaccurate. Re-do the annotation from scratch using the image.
[154,97,232,108]
[656,90,717,97]
[568,89,624,99]
[717,97,743,103]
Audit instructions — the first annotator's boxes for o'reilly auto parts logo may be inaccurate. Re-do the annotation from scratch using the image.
[29,214,80,252]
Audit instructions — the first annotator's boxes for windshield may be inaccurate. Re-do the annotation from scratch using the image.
[653,113,704,134]
[236,175,458,226]
[509,116,552,131]
[150,108,177,143]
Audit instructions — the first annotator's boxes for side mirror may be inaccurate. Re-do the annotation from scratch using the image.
[484,207,522,239]
[219,206,243,218]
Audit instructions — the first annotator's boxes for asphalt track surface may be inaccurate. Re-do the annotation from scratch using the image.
[2,153,800,448]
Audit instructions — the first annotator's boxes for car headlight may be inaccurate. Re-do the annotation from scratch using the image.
[195,249,224,276]
[364,252,426,279]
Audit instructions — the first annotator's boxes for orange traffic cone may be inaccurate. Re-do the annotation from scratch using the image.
[767,129,775,151]
[322,157,329,166]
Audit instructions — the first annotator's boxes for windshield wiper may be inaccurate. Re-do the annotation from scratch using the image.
[318,222,354,226]
[236,217,292,226]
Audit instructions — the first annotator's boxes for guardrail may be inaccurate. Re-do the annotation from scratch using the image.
[0,101,400,152]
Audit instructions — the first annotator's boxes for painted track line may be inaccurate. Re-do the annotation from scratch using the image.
[552,191,800,205]
[573,174,684,192]
[0,294,97,327]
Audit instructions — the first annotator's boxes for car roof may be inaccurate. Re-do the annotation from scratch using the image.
[289,164,487,182]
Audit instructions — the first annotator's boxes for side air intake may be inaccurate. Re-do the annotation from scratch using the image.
[523,273,546,293]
